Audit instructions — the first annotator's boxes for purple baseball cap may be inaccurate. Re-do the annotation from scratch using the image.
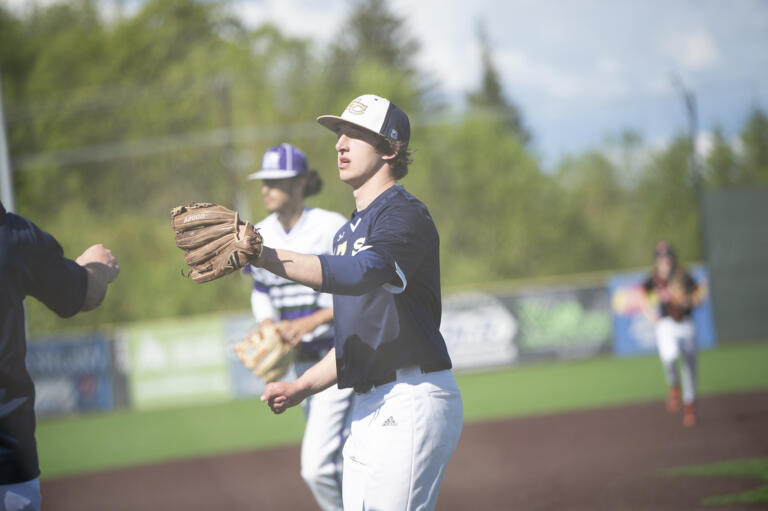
[317,94,410,146]
[247,143,308,181]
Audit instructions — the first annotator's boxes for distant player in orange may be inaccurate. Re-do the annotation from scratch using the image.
[642,241,706,427]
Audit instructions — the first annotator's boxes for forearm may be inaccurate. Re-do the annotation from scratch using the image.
[256,247,323,290]
[75,244,119,312]
[306,307,333,330]
[295,348,338,395]
[79,264,111,311]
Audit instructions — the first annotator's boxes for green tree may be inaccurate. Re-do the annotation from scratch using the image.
[555,151,632,270]
[705,126,738,187]
[418,116,559,284]
[322,0,429,116]
[327,0,420,76]
[2,0,331,334]
[466,20,529,144]
[633,136,701,262]
[739,106,768,184]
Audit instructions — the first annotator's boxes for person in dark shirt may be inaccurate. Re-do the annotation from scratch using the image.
[642,241,705,427]
[254,94,463,510]
[0,201,119,510]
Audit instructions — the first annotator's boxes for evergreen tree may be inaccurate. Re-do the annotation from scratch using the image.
[740,106,768,184]
[705,126,738,187]
[466,20,530,144]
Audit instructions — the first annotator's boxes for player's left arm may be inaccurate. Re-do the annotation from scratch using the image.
[252,208,427,296]
[261,347,337,414]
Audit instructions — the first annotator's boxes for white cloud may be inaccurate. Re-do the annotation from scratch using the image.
[230,0,345,46]
[495,48,629,102]
[660,29,719,71]
[595,55,620,75]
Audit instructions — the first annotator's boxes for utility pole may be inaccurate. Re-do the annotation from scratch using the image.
[671,73,708,264]
[0,66,15,212]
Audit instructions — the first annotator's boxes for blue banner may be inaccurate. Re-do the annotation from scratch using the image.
[608,266,716,357]
[26,335,114,416]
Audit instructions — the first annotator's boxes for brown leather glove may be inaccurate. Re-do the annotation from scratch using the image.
[170,202,263,283]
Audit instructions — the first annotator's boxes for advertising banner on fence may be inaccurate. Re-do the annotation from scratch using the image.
[119,315,231,410]
[440,292,519,370]
[608,266,716,357]
[499,285,613,361]
[27,335,114,417]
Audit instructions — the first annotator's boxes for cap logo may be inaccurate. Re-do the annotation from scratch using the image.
[347,100,368,115]
[389,128,399,140]
[263,151,280,169]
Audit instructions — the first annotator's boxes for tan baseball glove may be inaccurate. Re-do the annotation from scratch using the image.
[234,323,296,383]
[170,202,263,283]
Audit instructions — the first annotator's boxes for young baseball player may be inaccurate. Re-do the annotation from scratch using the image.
[254,94,464,510]
[0,201,119,510]
[244,143,353,511]
[642,241,705,427]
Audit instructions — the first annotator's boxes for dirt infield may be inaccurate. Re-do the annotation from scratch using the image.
[42,390,768,510]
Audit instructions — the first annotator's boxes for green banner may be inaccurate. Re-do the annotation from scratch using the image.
[121,315,232,410]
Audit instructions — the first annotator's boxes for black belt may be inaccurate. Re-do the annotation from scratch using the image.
[352,364,445,394]
[295,338,334,362]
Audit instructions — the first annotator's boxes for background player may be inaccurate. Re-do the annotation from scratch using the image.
[244,143,352,511]
[255,94,463,510]
[0,201,119,510]
[642,240,705,427]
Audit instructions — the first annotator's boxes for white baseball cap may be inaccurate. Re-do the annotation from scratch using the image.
[317,94,410,145]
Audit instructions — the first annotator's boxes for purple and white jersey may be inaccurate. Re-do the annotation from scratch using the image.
[246,207,346,344]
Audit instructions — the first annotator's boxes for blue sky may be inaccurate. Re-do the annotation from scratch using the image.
[230,0,768,165]
[7,0,768,166]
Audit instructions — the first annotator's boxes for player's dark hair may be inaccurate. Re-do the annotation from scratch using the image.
[303,169,323,198]
[376,137,412,180]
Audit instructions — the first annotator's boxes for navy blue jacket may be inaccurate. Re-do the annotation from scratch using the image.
[318,185,452,390]
[0,202,87,483]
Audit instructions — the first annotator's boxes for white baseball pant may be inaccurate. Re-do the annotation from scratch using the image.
[294,360,355,511]
[342,367,463,511]
[655,317,697,404]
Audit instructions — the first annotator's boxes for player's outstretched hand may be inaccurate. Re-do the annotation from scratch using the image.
[260,380,309,414]
[75,244,120,311]
[76,244,120,283]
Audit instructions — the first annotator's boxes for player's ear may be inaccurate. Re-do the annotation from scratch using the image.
[378,139,399,161]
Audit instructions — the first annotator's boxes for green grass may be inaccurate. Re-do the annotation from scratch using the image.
[37,342,768,480]
[458,341,768,421]
[37,399,307,479]
[663,458,768,505]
